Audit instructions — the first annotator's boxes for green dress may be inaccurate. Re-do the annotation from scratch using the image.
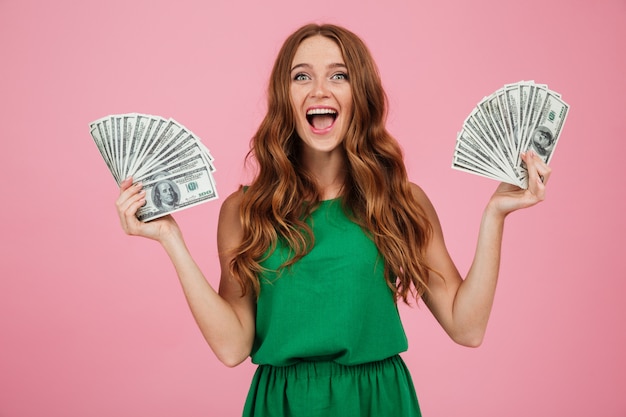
[243,198,421,416]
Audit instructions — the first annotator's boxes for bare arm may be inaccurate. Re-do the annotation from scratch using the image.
[116,179,255,366]
[417,150,551,346]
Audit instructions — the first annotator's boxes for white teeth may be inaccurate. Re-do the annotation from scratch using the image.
[306,108,337,116]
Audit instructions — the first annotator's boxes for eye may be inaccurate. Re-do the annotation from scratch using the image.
[331,72,349,81]
[293,73,310,81]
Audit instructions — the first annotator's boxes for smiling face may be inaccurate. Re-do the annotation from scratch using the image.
[289,35,353,157]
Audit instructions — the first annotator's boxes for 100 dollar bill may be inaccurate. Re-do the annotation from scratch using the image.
[136,165,218,222]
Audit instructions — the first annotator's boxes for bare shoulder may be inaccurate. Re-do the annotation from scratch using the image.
[409,182,438,218]
[409,182,428,201]
[218,188,244,228]
[216,188,247,295]
[220,188,244,217]
[217,188,245,253]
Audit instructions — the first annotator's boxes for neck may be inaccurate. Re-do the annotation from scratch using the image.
[301,148,347,200]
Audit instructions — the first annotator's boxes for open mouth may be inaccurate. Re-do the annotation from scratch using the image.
[306,108,338,130]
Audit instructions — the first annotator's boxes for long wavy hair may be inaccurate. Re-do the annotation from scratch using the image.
[229,23,434,304]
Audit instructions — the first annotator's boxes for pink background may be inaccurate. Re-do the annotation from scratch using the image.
[1,0,625,416]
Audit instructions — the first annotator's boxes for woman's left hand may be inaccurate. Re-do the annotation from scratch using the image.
[488,149,552,217]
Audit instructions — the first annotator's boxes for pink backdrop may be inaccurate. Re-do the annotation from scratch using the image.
[1,0,625,416]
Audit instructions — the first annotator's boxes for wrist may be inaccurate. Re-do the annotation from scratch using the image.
[484,199,508,223]
[159,225,185,249]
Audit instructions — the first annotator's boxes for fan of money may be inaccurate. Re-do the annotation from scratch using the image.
[452,80,569,188]
[89,113,218,222]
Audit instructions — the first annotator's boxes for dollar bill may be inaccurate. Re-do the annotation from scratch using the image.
[89,113,218,221]
[136,165,218,222]
[523,91,569,164]
[452,81,569,188]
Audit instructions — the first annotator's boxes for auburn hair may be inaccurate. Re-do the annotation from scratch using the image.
[229,23,434,304]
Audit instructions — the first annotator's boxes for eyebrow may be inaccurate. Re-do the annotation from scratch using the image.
[290,63,348,72]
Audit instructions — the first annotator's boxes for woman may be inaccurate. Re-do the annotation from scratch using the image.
[116,23,551,416]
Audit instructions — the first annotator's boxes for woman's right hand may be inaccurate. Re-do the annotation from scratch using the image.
[115,177,181,243]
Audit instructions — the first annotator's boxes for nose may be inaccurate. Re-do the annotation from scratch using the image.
[310,78,330,98]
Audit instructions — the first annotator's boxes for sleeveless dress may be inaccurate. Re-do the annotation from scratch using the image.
[242,198,421,417]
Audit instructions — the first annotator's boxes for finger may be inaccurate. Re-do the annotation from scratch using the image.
[121,194,148,235]
[117,188,146,233]
[523,150,551,187]
[120,177,134,191]
[530,151,551,184]
[521,150,542,193]
[116,181,143,207]
[119,189,145,216]
[521,154,551,206]
[118,178,141,205]
[535,161,552,187]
